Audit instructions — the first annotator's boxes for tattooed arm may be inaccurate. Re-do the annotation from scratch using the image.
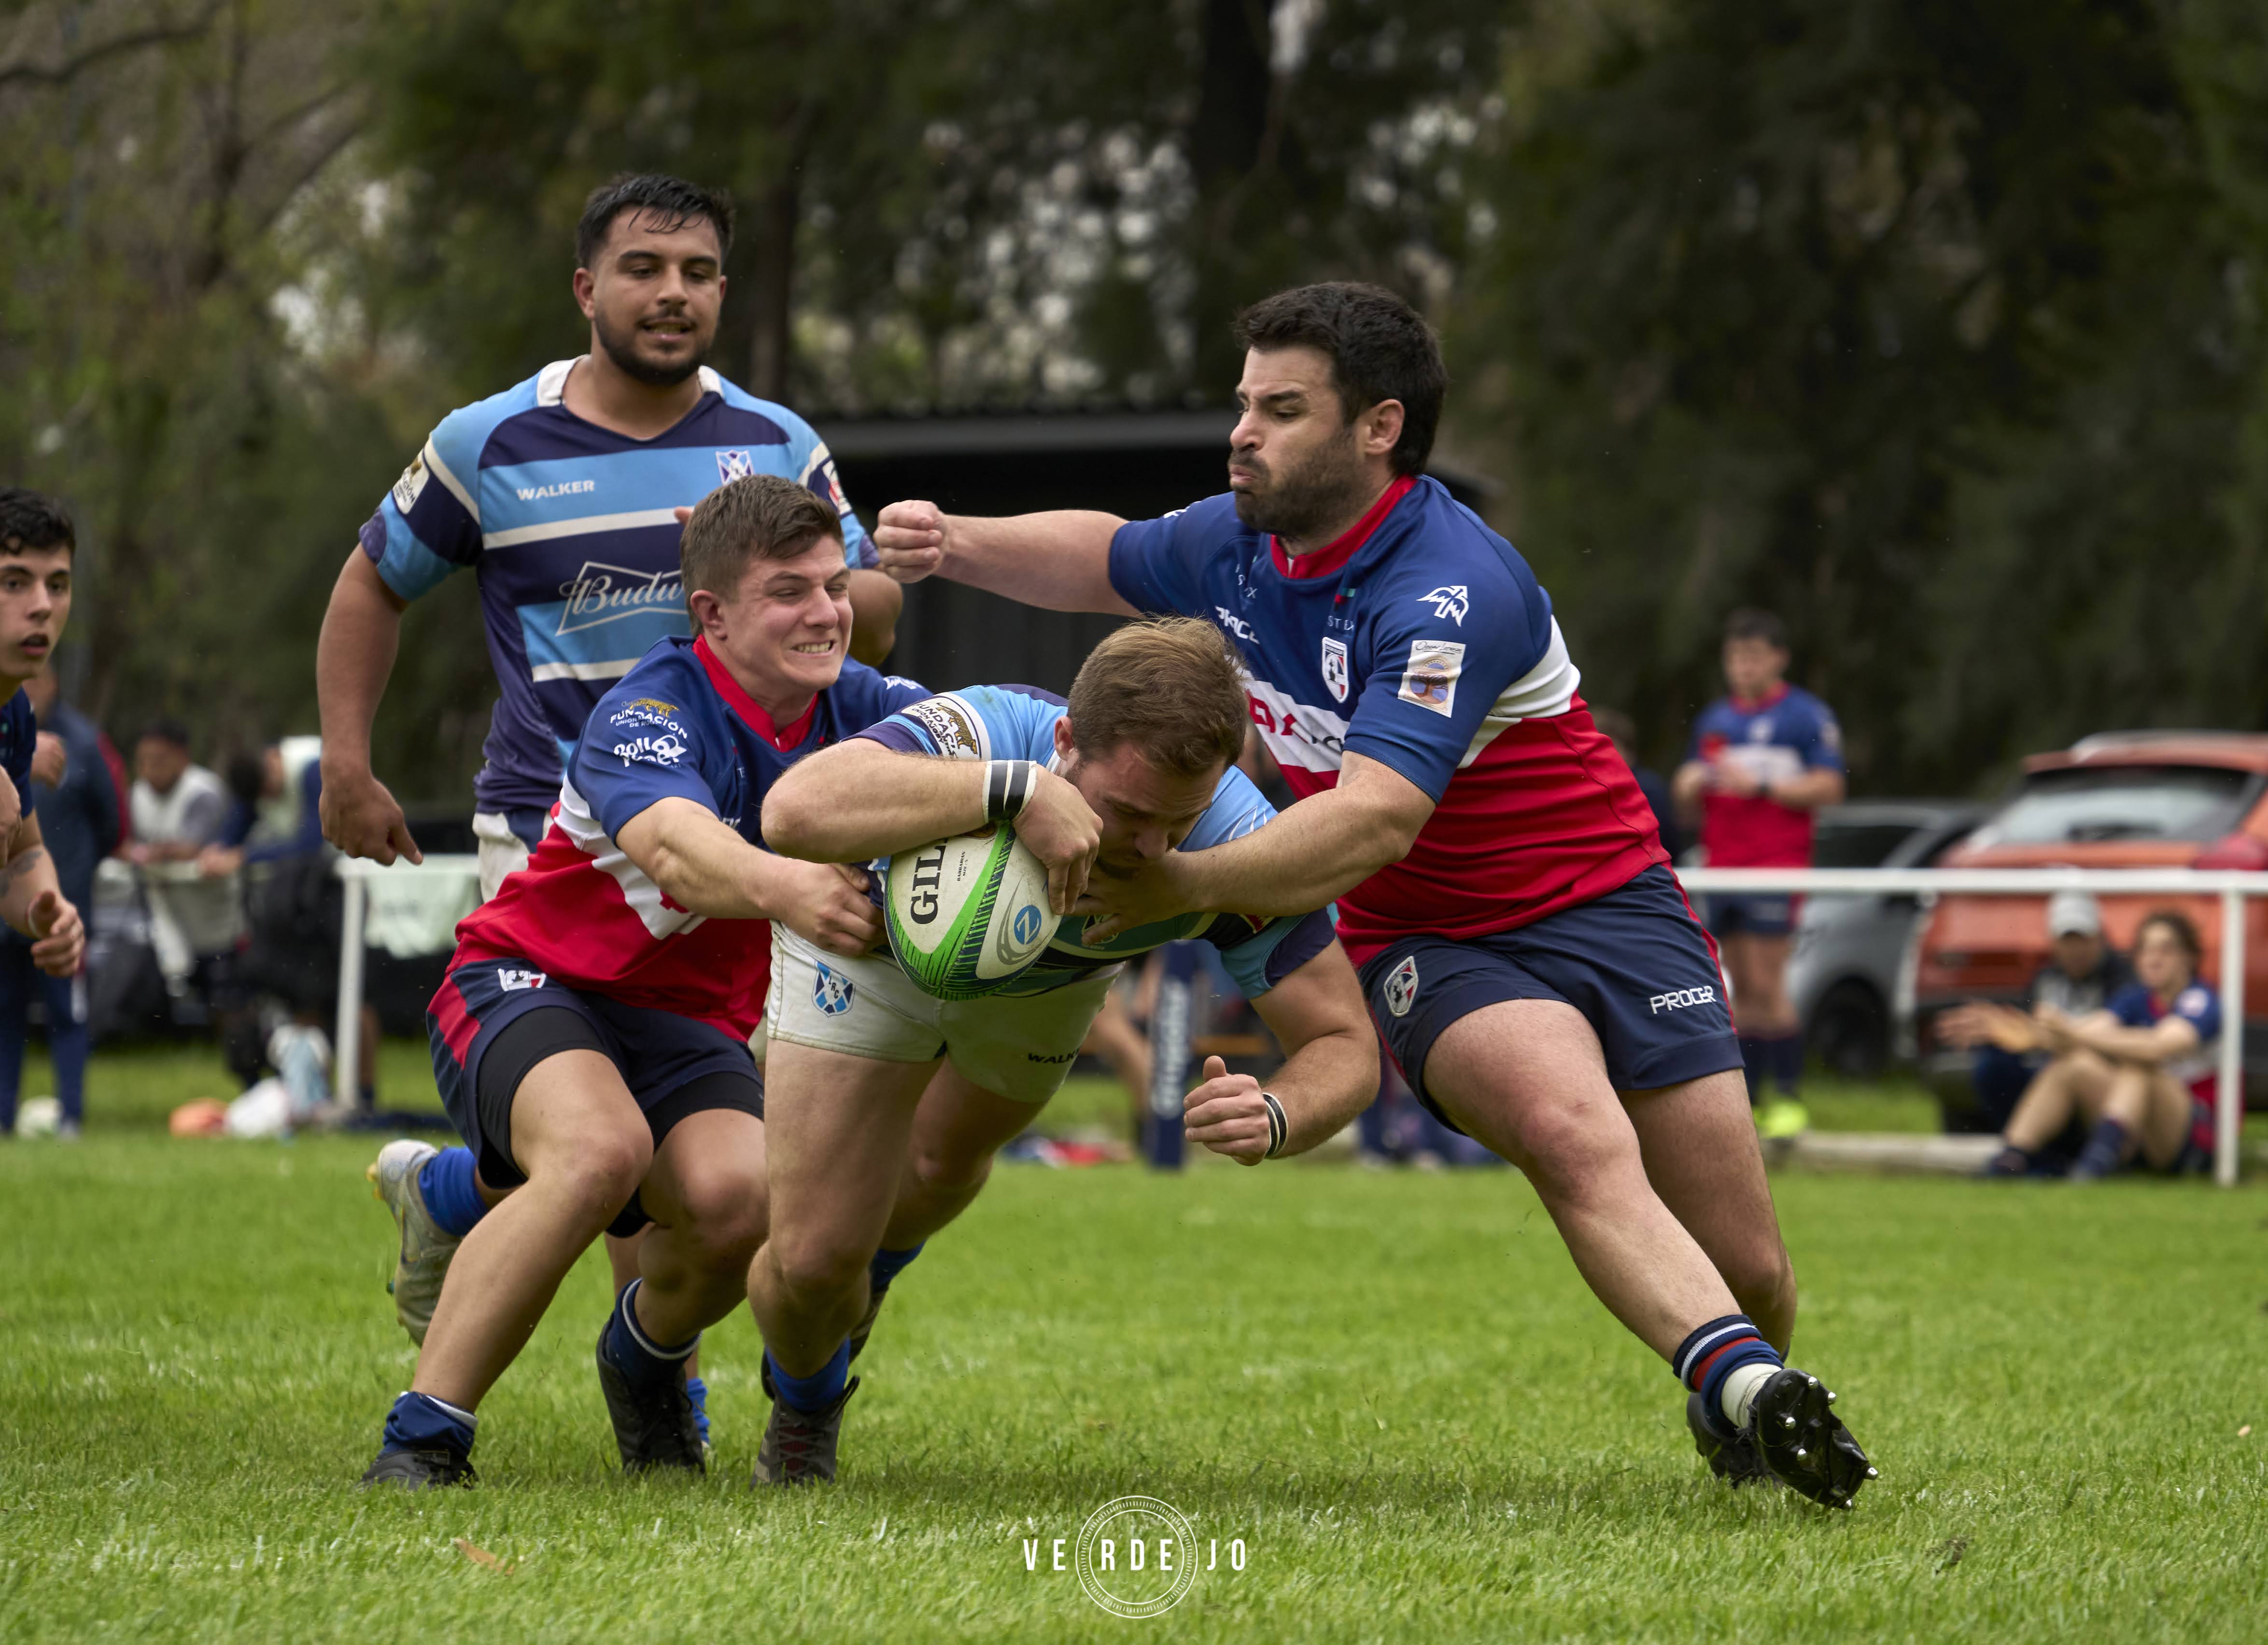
[1,812,84,977]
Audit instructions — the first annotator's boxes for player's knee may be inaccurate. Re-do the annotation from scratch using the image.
[909,1141,992,1200]
[537,1129,651,1225]
[1504,1102,1638,1203]
[674,1169,768,1269]
[768,1227,873,1305]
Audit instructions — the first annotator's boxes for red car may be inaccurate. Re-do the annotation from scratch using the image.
[1908,731,2268,1127]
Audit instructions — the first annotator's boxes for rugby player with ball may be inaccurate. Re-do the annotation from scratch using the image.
[748,617,1380,1483]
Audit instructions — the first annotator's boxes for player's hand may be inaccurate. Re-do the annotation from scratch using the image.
[1074,854,1197,945]
[30,732,66,788]
[320,759,422,866]
[1710,757,1762,798]
[27,888,83,977]
[1184,1055,1270,1166]
[196,844,246,880]
[1014,768,1101,915]
[0,764,19,836]
[776,860,882,957]
[873,499,948,585]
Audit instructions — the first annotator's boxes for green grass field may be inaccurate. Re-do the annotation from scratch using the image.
[3,1045,2266,1641]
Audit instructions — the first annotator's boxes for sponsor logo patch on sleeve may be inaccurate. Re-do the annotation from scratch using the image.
[903,696,985,759]
[1396,640,1465,716]
[391,452,430,515]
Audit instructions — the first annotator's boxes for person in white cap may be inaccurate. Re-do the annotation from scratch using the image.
[1939,889,2134,1138]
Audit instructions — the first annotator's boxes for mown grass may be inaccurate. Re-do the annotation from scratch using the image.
[2,1044,2266,1640]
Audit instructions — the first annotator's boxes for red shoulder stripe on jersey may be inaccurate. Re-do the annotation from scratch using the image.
[694,634,820,750]
[1270,473,1417,581]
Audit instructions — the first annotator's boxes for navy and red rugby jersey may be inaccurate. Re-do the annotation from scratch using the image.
[1108,476,1668,966]
[448,636,928,1037]
[1686,684,1843,868]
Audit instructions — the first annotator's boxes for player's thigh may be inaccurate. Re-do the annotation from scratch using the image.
[2130,1070,2197,1166]
[1425,998,1645,1192]
[508,1048,653,1192]
[907,1061,1045,1186]
[644,1104,769,1256]
[1623,1067,1788,1282]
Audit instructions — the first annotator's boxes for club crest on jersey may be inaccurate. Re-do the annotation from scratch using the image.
[716,449,757,483]
[1384,955,1420,1018]
[814,961,855,1017]
[1418,585,1470,625]
[498,968,549,993]
[1320,636,1350,702]
[1397,639,1465,716]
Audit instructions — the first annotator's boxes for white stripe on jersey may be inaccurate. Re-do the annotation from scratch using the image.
[1242,617,1581,775]
[422,437,479,526]
[529,656,646,684]
[484,507,686,550]
[554,777,706,940]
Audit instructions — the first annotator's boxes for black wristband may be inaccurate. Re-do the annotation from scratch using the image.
[1260,1090,1288,1159]
[986,759,1036,823]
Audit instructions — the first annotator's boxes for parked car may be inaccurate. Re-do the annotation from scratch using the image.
[1907,731,2268,1128]
[1785,801,1986,1078]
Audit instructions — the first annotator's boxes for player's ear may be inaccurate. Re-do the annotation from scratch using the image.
[687,588,726,640]
[572,266,598,320]
[1054,716,1076,764]
[1363,398,1405,459]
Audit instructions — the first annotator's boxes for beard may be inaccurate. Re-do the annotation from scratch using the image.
[592,308,710,387]
[1229,426,1374,542]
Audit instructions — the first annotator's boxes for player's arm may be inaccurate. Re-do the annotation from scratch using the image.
[2039,1003,2198,1066]
[1184,941,1378,1165]
[845,569,903,665]
[761,737,1102,914]
[316,547,422,865]
[0,812,84,977]
[1079,752,1433,942]
[614,795,879,956]
[1670,757,1711,822]
[1766,766,1845,809]
[872,501,1137,615]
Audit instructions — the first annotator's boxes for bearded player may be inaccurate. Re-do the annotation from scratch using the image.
[745,618,1378,1482]
[874,284,1875,1505]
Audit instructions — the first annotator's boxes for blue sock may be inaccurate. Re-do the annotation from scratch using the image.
[381,1390,476,1456]
[1674,1314,1783,1429]
[418,1147,489,1240]
[766,1340,851,1414]
[602,1280,700,1391]
[685,1376,710,1447]
[1737,1037,1766,1104]
[2074,1117,2131,1176]
[1766,1034,1804,1096]
[868,1242,925,1296]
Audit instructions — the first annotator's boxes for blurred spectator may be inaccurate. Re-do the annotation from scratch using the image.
[1938,890,2133,1136]
[1592,706,1686,861]
[1982,909,2220,1179]
[1673,609,1845,1138]
[0,667,122,1138]
[126,720,243,1019]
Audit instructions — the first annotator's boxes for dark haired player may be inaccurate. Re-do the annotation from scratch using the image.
[1673,610,1845,1139]
[875,283,1876,1505]
[361,476,927,1488]
[0,491,86,1002]
[320,174,901,1423]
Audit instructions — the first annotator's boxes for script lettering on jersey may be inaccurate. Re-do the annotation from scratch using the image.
[1243,677,1351,773]
[611,733,689,767]
[908,842,945,923]
[904,696,983,759]
[516,480,598,501]
[557,562,686,635]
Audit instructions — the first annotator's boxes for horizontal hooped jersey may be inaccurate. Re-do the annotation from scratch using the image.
[358,360,873,813]
[0,689,32,809]
[1687,685,1843,868]
[448,637,928,1036]
[1108,476,1668,966]
[853,683,1338,998]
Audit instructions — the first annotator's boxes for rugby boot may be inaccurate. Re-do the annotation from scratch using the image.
[1686,1391,1772,1489]
[595,1324,706,1475]
[367,1139,459,1346]
[1746,1367,1876,1508]
[360,1446,476,1489]
[752,1378,859,1486]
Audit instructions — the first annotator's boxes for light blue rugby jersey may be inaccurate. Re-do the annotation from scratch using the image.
[358,359,875,813]
[854,684,1338,999]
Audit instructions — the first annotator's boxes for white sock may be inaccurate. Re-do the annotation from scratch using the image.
[1719,1362,1779,1430]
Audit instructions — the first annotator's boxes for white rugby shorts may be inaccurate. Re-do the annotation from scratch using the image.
[767,926,1114,1105]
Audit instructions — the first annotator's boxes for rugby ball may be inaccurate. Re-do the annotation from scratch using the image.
[885,826,1061,1000]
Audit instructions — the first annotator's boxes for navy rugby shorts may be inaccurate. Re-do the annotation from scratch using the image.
[1706,892,1798,940]
[426,956,762,1229]
[1359,865,1742,1134]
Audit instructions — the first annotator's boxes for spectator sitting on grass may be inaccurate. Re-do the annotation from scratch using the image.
[1939,889,2134,1138]
[1981,909,2220,1180]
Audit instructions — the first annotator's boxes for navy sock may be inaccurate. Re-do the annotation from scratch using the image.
[1766,1033,1804,1096]
[381,1390,476,1456]
[868,1242,926,1296]
[603,1280,701,1391]
[1673,1314,1783,1425]
[1737,1037,1766,1104]
[2074,1117,2131,1176]
[766,1340,851,1414]
[418,1147,489,1240]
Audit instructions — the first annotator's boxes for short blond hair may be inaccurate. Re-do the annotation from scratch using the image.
[1067,618,1249,778]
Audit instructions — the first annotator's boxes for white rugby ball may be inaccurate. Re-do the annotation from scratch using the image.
[885,826,1061,1000]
